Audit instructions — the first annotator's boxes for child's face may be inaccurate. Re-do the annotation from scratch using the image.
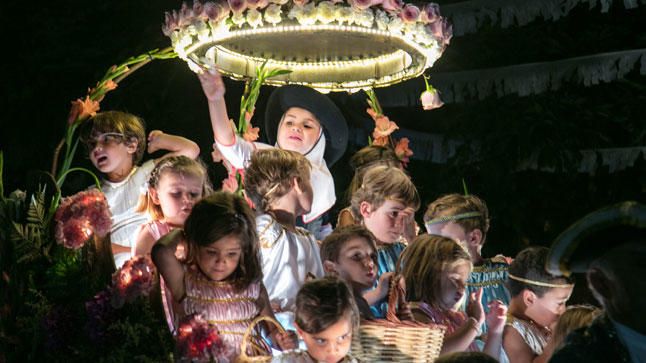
[196,234,242,281]
[360,199,408,244]
[526,286,573,328]
[277,107,322,155]
[151,172,203,227]
[328,237,377,290]
[298,313,353,363]
[438,260,471,310]
[87,132,136,179]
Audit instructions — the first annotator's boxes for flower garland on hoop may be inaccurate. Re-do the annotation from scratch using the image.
[365,89,414,166]
[211,62,291,197]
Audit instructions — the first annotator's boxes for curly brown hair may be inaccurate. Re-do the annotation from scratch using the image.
[244,149,311,212]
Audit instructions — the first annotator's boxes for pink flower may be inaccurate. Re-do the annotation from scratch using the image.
[54,190,112,249]
[420,88,444,110]
[178,2,194,26]
[204,1,229,21]
[420,3,440,24]
[110,256,156,308]
[293,0,309,6]
[380,0,403,13]
[399,4,420,23]
[348,0,373,10]
[427,18,453,46]
[162,10,181,36]
[247,0,269,9]
[394,137,413,165]
[228,0,247,13]
[67,96,100,125]
[372,136,389,146]
[193,0,205,18]
[177,314,226,361]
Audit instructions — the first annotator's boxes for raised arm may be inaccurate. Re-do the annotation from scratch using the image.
[133,224,157,257]
[148,130,200,160]
[198,69,236,146]
[151,229,186,302]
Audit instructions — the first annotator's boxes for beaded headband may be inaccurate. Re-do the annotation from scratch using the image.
[425,212,482,229]
[508,273,574,288]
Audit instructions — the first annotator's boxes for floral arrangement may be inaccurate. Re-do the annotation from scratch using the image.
[54,189,112,249]
[176,314,228,362]
[365,89,414,166]
[162,0,452,63]
[0,50,178,362]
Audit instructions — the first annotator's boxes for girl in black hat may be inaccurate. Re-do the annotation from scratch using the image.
[198,70,348,239]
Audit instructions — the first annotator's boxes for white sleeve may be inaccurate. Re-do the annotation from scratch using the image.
[214,134,272,169]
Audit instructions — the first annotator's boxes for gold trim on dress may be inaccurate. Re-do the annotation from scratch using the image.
[472,265,508,273]
[208,318,254,324]
[187,295,256,303]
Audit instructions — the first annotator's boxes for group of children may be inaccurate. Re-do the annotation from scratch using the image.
[76,68,611,362]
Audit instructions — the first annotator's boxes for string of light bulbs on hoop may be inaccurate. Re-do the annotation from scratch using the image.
[163,0,452,93]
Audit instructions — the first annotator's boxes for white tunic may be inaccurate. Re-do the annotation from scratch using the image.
[256,214,324,311]
[100,159,154,267]
[215,131,335,223]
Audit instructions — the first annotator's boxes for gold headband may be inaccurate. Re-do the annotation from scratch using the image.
[508,273,574,288]
[425,212,482,228]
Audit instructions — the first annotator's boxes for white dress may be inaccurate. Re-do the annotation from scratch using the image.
[256,213,324,311]
[215,131,335,224]
[100,159,154,267]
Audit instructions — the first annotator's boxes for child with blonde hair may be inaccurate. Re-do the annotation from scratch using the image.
[400,234,508,360]
[349,164,419,317]
[294,277,360,363]
[133,156,212,256]
[503,246,574,363]
[244,149,324,316]
[424,194,511,326]
[542,304,600,359]
[152,192,296,360]
[337,145,402,227]
[80,110,200,267]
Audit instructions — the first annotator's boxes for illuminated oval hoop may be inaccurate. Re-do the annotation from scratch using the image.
[165,1,451,92]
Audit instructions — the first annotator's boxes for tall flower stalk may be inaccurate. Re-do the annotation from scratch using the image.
[365,88,414,166]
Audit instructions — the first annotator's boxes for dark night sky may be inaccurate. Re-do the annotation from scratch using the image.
[2,1,646,257]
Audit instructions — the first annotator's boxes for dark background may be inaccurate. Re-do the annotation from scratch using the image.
[1,0,645,269]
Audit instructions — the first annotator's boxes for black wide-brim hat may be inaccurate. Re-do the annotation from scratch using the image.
[547,201,646,277]
[265,85,348,166]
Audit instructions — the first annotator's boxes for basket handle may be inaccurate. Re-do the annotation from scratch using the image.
[385,274,407,323]
[239,315,287,362]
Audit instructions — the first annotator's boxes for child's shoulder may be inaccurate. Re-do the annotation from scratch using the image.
[256,214,285,248]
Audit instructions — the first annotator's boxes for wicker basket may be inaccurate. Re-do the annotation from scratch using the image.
[351,278,446,363]
[238,316,286,363]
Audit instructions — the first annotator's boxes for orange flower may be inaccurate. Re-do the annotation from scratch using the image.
[67,96,100,125]
[372,114,399,138]
[394,137,413,165]
[243,126,260,142]
[372,136,389,146]
[103,80,118,92]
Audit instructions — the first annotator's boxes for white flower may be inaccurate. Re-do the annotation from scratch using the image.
[288,4,303,20]
[231,11,246,26]
[192,19,211,41]
[375,9,389,30]
[387,16,404,34]
[335,6,353,25]
[353,8,374,28]
[300,3,317,25]
[247,8,263,27]
[316,1,336,24]
[270,0,289,4]
[264,4,283,24]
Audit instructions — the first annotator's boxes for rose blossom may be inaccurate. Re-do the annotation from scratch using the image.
[420,3,440,24]
[110,256,156,308]
[178,2,194,26]
[349,0,373,10]
[54,189,112,248]
[293,0,309,6]
[203,2,227,21]
[247,0,269,9]
[399,3,420,23]
[380,0,403,13]
[228,0,247,13]
[316,1,336,24]
[162,10,181,36]
[193,0,205,18]
[264,3,283,24]
[246,8,264,27]
[420,88,444,110]
[427,18,453,46]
